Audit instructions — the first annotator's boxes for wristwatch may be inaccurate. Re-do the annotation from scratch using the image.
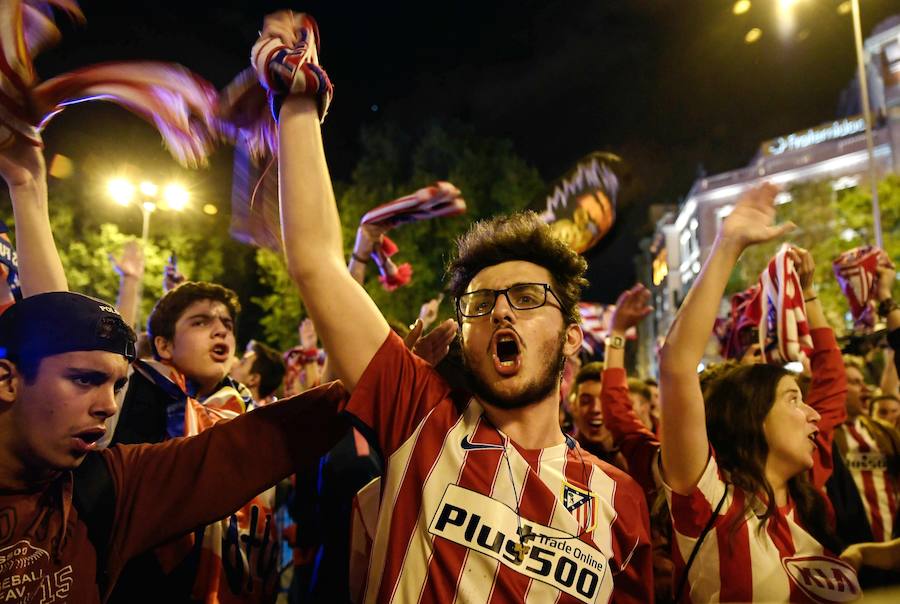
[878,298,898,317]
[605,334,626,350]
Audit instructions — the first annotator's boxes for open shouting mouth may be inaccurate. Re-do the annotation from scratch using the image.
[492,330,522,376]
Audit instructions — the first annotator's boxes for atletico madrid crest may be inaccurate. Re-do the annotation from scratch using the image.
[562,481,598,534]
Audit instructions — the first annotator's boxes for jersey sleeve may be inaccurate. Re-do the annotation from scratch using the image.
[806,327,848,489]
[342,330,452,457]
[663,453,727,539]
[605,467,655,604]
[600,368,660,498]
[101,382,348,579]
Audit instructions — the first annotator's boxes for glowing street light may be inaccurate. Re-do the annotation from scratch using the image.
[139,181,158,197]
[163,183,190,211]
[107,178,135,206]
[733,0,751,16]
[741,0,884,247]
[745,28,763,44]
[106,176,192,243]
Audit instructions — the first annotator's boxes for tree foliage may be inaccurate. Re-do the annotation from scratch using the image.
[251,120,546,348]
[730,174,900,334]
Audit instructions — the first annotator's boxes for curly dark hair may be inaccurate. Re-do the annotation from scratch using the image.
[704,363,841,552]
[147,281,241,359]
[446,212,588,324]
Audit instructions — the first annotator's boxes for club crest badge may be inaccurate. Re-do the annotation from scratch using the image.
[562,481,598,534]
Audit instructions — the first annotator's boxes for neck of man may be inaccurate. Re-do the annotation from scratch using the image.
[480,393,566,450]
[0,446,58,491]
[192,376,223,400]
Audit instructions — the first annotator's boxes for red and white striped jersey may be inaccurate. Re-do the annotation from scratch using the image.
[839,417,900,541]
[344,332,652,603]
[666,456,861,603]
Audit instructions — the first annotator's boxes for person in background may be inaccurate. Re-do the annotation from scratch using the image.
[231,339,287,406]
[569,361,627,471]
[872,393,900,430]
[659,184,858,602]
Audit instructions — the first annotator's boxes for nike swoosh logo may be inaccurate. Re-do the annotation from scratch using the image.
[460,435,505,451]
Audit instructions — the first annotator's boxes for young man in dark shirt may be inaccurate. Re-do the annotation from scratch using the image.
[0,291,346,603]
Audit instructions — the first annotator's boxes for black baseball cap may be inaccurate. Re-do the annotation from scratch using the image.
[0,292,137,363]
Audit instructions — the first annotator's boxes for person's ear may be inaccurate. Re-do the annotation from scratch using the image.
[154,336,174,361]
[0,359,20,405]
[563,323,583,358]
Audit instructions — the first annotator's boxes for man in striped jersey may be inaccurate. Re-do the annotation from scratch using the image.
[262,12,653,602]
[834,359,900,543]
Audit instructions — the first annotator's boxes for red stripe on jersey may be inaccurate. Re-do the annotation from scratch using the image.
[766,509,803,601]
[417,419,504,602]
[716,488,752,602]
[846,424,887,541]
[380,403,464,603]
[488,448,558,604]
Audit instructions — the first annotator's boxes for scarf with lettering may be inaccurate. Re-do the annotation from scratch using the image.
[360,182,466,291]
[833,246,883,330]
[135,360,280,603]
[1,1,219,166]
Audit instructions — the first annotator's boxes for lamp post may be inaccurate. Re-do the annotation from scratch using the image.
[848,0,883,248]
[107,178,190,243]
[735,0,884,247]
[106,177,190,325]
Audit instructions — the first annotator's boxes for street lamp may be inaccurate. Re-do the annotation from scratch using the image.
[106,177,189,244]
[846,0,884,248]
[738,0,884,248]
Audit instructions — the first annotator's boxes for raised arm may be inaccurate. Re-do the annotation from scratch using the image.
[104,383,348,574]
[659,184,794,493]
[0,136,67,295]
[110,240,145,328]
[277,75,389,390]
[875,259,900,376]
[601,284,659,495]
[788,245,846,487]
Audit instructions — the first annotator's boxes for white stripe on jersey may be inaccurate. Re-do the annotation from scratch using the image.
[843,418,896,541]
[391,407,474,603]
[667,456,860,603]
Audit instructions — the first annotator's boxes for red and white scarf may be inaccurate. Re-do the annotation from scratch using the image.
[219,12,332,161]
[759,246,813,364]
[1,1,219,166]
[833,246,884,330]
[725,247,812,363]
[360,182,465,291]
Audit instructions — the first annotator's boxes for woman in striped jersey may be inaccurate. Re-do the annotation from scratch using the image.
[658,184,861,603]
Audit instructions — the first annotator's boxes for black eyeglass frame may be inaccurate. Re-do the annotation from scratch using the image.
[455,282,564,319]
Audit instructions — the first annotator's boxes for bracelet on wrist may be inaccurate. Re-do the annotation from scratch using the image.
[804,296,817,303]
[351,252,370,264]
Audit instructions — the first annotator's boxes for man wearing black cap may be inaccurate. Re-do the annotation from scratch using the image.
[0,291,346,603]
[0,138,347,601]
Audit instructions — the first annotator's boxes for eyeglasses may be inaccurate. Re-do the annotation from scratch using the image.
[456,283,563,318]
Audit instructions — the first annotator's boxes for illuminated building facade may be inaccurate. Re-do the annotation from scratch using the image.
[639,16,900,374]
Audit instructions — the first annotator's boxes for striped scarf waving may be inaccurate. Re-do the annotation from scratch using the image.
[833,246,885,330]
[759,246,813,364]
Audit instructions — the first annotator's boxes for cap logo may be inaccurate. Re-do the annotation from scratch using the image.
[99,304,118,314]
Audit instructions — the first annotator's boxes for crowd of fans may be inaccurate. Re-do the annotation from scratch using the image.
[1,6,900,604]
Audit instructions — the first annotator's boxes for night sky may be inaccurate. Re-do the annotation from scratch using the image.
[33,0,900,301]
